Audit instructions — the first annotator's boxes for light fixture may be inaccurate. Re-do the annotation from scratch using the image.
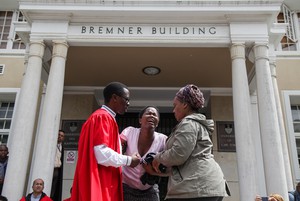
[142,66,161,76]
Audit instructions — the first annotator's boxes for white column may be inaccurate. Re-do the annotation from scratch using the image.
[253,43,288,200]
[28,40,69,195]
[26,85,47,194]
[2,40,45,201]
[230,43,257,201]
[250,92,267,196]
[269,56,293,190]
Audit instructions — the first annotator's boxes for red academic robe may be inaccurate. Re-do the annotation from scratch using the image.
[70,108,123,201]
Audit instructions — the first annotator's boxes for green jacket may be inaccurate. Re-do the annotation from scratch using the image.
[156,113,230,199]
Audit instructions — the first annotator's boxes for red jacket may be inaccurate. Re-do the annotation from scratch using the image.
[71,108,123,201]
[20,192,52,201]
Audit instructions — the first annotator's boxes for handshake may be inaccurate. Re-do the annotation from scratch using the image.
[140,152,167,185]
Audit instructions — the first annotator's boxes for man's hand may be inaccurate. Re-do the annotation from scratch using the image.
[130,153,141,167]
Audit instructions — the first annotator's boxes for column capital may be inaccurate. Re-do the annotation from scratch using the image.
[52,40,69,59]
[253,43,269,62]
[230,43,245,60]
[28,40,45,59]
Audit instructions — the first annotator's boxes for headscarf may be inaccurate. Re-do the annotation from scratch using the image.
[175,84,205,110]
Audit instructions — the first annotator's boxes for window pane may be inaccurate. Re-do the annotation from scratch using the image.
[0,121,4,129]
[0,134,8,144]
[12,43,19,49]
[3,26,10,33]
[0,42,6,49]
[9,102,14,108]
[296,138,300,166]
[294,123,300,133]
[0,110,6,118]
[1,103,8,108]
[20,43,26,49]
[4,120,10,129]
[2,33,8,40]
[6,110,13,118]
[6,12,12,17]
[292,106,300,121]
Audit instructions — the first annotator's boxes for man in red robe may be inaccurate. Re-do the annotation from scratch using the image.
[71,82,141,201]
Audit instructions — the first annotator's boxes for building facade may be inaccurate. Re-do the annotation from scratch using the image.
[1,0,300,201]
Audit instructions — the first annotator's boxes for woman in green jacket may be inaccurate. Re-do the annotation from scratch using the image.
[151,84,230,201]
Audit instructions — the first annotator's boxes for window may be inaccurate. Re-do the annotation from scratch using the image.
[0,11,26,50]
[283,91,300,180]
[0,11,13,49]
[0,64,4,74]
[277,5,298,51]
[0,102,14,144]
[12,34,26,49]
[292,105,300,133]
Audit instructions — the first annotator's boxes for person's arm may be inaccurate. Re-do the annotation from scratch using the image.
[155,120,198,168]
[94,144,131,167]
[94,144,141,167]
[142,163,171,177]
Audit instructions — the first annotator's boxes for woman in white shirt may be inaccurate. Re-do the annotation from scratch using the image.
[120,106,167,201]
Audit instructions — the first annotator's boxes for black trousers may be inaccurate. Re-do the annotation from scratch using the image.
[51,167,61,200]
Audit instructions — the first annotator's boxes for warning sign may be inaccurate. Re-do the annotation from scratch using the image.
[66,151,76,163]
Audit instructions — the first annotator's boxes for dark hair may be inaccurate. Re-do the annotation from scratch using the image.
[138,106,160,119]
[59,129,65,133]
[0,195,8,201]
[103,82,128,104]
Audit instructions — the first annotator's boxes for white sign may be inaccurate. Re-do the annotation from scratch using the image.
[68,24,229,38]
[66,151,76,163]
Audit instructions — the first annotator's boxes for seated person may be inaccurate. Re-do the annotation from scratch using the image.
[19,178,53,201]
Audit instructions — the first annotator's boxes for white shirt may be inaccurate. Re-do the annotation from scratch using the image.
[30,194,41,201]
[54,143,62,168]
[120,126,167,190]
[94,144,131,167]
[93,105,132,167]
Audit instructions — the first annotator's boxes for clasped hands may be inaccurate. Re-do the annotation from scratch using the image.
[129,152,170,177]
[142,157,170,177]
[130,152,141,167]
